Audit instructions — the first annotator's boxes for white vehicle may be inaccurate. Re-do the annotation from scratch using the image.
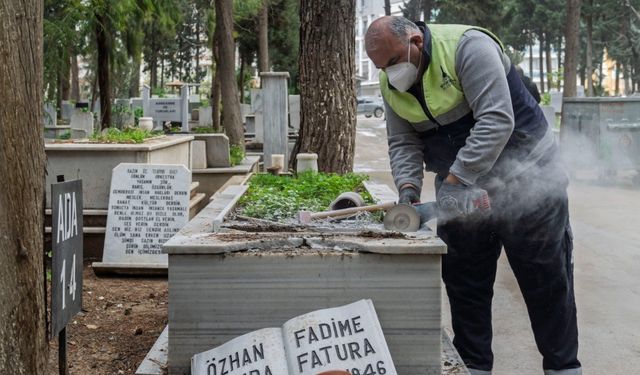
[357,96,385,118]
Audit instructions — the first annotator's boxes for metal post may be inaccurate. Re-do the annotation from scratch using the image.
[59,327,68,375]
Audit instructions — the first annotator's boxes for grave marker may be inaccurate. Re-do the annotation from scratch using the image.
[260,72,290,169]
[93,163,191,273]
[61,101,75,123]
[142,85,189,132]
[289,94,300,131]
[50,177,83,375]
[51,178,84,336]
[44,103,57,127]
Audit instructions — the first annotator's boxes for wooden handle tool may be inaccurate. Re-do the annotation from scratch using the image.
[298,201,396,224]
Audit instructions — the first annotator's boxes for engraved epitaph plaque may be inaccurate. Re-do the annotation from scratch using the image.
[101,163,190,267]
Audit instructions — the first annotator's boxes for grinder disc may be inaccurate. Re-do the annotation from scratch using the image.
[384,204,421,232]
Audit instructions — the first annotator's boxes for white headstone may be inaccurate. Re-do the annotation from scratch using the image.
[198,106,212,127]
[240,103,252,124]
[260,72,290,169]
[61,101,75,122]
[288,95,300,131]
[44,103,57,127]
[195,134,231,168]
[191,140,207,169]
[101,163,191,268]
[549,91,563,114]
[251,89,263,113]
[70,111,94,138]
[143,85,189,131]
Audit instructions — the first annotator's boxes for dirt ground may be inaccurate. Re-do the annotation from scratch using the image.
[46,263,168,375]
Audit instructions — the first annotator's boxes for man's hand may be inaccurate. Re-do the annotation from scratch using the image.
[437,182,490,222]
[398,185,420,204]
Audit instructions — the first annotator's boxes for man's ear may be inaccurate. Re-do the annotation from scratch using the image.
[410,33,423,50]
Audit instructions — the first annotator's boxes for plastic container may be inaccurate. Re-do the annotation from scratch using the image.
[296,153,318,173]
[329,192,365,210]
[138,117,154,131]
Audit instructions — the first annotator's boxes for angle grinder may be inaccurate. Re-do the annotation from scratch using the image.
[383,202,438,232]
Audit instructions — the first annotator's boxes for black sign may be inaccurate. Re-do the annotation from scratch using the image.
[51,179,83,337]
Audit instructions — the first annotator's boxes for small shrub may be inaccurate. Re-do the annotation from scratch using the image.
[541,92,551,106]
[239,171,374,221]
[230,145,245,166]
[56,131,71,140]
[133,106,144,126]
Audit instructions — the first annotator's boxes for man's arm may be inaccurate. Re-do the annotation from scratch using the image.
[385,102,425,193]
[450,30,515,186]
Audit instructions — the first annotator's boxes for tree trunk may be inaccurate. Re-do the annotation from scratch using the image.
[239,57,245,104]
[293,0,357,174]
[160,58,165,88]
[384,0,391,16]
[615,61,620,95]
[538,32,545,93]
[623,64,633,95]
[212,71,221,131]
[129,54,141,98]
[215,0,244,148]
[195,15,201,93]
[258,0,269,73]
[563,0,582,98]
[422,0,433,23]
[95,10,111,129]
[56,67,63,119]
[529,40,533,78]
[556,36,562,90]
[0,0,48,373]
[90,71,98,112]
[211,34,221,131]
[585,0,594,96]
[150,23,158,89]
[71,54,80,101]
[545,34,553,90]
[61,55,71,101]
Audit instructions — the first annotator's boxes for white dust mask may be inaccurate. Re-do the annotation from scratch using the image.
[386,41,419,92]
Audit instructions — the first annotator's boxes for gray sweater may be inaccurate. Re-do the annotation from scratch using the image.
[386,30,514,191]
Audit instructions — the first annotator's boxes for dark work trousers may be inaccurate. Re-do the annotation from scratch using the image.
[436,162,581,373]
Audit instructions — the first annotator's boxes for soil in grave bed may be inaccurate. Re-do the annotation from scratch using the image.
[46,263,167,375]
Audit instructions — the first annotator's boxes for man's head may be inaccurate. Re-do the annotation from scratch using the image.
[365,16,425,91]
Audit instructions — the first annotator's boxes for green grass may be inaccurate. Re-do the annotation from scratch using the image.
[239,171,374,221]
[89,127,163,144]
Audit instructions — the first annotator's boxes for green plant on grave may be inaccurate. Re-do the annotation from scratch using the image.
[111,103,132,129]
[152,87,167,98]
[239,171,374,221]
[230,144,245,166]
[541,92,551,106]
[56,131,71,140]
[89,127,162,144]
[133,106,143,126]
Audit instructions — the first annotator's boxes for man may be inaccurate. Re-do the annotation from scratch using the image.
[364,16,580,375]
[516,65,542,103]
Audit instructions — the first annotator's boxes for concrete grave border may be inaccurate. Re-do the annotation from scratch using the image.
[161,180,448,374]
